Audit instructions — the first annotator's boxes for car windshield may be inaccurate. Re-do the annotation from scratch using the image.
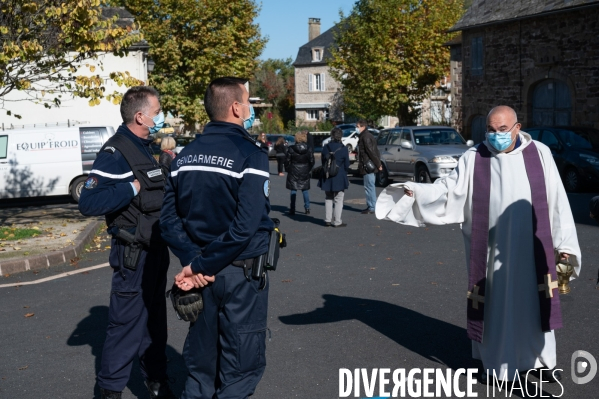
[342,129,355,137]
[555,128,599,149]
[413,129,465,145]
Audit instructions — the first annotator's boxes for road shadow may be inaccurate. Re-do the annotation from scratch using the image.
[270,204,328,226]
[67,306,186,398]
[279,294,476,371]
[278,295,556,398]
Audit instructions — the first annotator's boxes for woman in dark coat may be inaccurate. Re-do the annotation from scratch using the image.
[318,127,350,227]
[285,131,314,215]
[274,136,287,176]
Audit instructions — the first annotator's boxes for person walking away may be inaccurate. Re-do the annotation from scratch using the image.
[318,127,349,227]
[285,131,314,215]
[274,136,287,176]
[357,119,382,214]
[159,136,176,173]
[78,86,176,399]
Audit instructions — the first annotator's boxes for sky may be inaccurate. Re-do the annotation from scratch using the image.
[255,0,357,61]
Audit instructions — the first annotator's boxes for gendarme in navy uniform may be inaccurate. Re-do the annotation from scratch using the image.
[160,77,273,399]
[78,86,176,399]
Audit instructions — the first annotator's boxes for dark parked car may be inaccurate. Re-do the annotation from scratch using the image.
[526,126,599,192]
[375,126,473,186]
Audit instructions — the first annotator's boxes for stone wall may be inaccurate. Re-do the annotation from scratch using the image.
[294,65,342,125]
[459,7,599,137]
[450,46,463,132]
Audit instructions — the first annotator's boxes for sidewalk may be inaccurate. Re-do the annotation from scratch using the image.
[0,205,103,275]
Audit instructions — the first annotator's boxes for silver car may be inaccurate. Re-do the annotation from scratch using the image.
[376,126,473,186]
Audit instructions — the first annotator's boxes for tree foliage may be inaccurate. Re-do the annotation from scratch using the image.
[250,58,295,126]
[116,0,266,127]
[329,0,463,124]
[0,0,143,118]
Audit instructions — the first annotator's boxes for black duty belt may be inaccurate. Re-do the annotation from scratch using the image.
[231,255,267,289]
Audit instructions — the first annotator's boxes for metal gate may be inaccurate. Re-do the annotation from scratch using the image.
[532,79,572,127]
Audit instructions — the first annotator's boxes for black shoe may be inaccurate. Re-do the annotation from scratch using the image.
[478,371,488,385]
[289,209,295,215]
[100,388,122,399]
[539,368,562,383]
[146,379,177,399]
[361,209,374,214]
[333,223,347,228]
[325,222,331,227]
[305,209,310,215]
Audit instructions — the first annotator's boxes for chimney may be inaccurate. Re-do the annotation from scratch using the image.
[308,18,321,41]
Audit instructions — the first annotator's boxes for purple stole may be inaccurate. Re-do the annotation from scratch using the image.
[467,142,562,343]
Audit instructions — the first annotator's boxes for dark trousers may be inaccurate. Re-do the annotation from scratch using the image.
[276,154,285,173]
[97,239,170,392]
[181,264,269,399]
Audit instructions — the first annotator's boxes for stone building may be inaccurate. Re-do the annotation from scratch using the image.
[293,18,343,127]
[448,0,599,143]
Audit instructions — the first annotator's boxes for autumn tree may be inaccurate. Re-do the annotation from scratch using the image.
[329,0,463,125]
[0,1,143,118]
[250,58,295,127]
[116,0,266,128]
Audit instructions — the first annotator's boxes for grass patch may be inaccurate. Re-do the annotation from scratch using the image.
[0,227,41,240]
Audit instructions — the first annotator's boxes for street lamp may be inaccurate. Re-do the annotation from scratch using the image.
[147,58,155,73]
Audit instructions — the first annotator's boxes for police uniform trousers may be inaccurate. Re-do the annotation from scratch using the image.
[181,264,269,399]
[97,238,170,391]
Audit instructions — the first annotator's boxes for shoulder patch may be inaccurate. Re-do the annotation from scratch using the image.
[104,146,116,153]
[263,180,270,198]
[84,176,98,190]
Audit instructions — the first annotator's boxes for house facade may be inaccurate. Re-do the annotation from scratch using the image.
[293,19,344,127]
[0,8,149,131]
[448,0,599,143]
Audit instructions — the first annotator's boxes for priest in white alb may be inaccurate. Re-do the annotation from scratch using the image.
[376,106,581,383]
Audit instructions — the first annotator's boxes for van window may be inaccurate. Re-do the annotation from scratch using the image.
[80,128,104,154]
[0,135,7,159]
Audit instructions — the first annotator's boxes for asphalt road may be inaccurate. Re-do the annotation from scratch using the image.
[1,161,598,399]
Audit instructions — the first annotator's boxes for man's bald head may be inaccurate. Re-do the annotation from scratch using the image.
[487,105,518,125]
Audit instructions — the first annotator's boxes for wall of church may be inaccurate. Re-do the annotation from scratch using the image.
[459,7,599,138]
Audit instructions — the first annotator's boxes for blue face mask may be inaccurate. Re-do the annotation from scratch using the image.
[143,111,165,134]
[486,131,514,151]
[240,103,255,130]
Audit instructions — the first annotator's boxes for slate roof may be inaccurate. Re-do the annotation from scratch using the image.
[101,7,148,50]
[449,0,599,31]
[293,26,340,67]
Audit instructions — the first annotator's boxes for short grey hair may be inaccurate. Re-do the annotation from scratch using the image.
[120,86,160,124]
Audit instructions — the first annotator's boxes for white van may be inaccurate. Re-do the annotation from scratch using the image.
[0,125,115,202]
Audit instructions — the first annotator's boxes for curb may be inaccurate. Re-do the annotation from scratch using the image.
[0,219,103,276]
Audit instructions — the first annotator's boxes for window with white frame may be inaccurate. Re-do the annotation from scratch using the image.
[312,47,323,62]
[308,73,326,92]
[306,110,319,120]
